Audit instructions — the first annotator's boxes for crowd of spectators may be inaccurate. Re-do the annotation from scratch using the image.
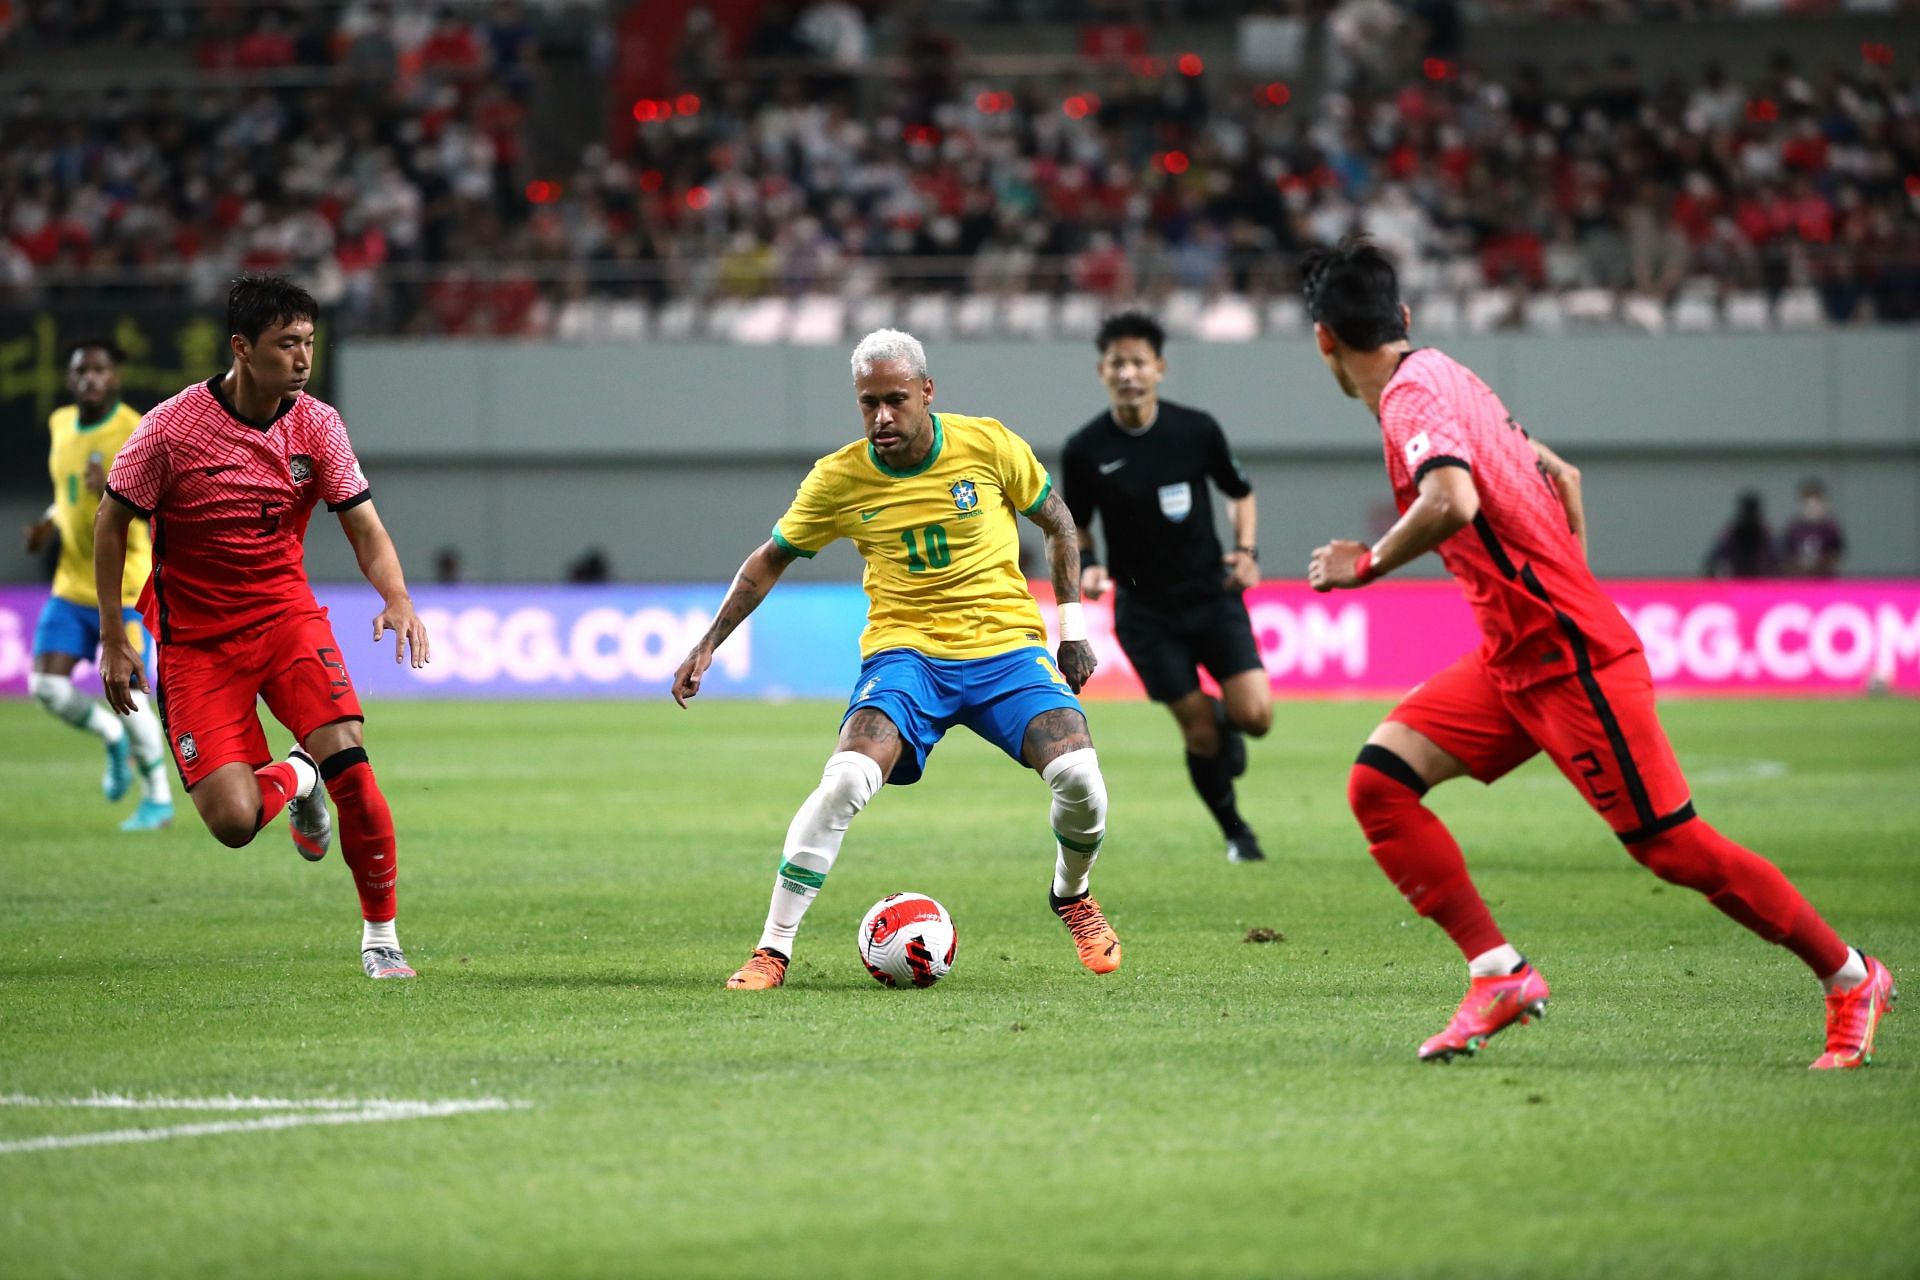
[3,0,1919,337]
[1,2,547,328]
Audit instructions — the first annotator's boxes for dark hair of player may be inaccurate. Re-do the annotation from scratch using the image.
[1299,238,1409,352]
[1095,310,1166,357]
[63,337,124,365]
[228,274,320,343]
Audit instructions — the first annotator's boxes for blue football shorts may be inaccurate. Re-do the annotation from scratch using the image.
[33,594,154,681]
[841,645,1085,785]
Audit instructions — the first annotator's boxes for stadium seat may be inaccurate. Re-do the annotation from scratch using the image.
[1003,294,1055,340]
[1464,289,1515,334]
[1562,289,1619,326]
[905,295,955,340]
[1522,294,1566,334]
[1672,292,1720,332]
[789,296,847,346]
[1724,292,1772,330]
[1415,293,1462,335]
[954,296,996,338]
[1264,297,1307,334]
[1160,291,1206,337]
[1195,295,1259,342]
[1776,288,1827,330]
[731,299,791,345]
[850,298,898,336]
[1056,295,1103,339]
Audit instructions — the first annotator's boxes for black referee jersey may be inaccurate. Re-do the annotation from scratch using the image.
[1060,400,1253,606]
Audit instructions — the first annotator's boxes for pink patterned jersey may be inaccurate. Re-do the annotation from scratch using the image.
[1377,348,1640,691]
[106,378,370,645]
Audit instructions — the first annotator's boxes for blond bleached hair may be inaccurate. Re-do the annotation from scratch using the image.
[850,328,928,381]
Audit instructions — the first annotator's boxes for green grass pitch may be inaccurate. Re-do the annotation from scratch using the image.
[2,695,1916,1279]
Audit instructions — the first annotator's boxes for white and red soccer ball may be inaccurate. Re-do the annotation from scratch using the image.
[858,893,956,988]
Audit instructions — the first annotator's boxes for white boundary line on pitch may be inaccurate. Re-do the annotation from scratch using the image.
[0,1095,529,1154]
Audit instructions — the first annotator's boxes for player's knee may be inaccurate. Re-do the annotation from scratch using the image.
[28,671,71,714]
[1044,747,1107,824]
[1235,702,1274,738]
[819,751,884,817]
[1348,745,1430,838]
[1044,747,1106,805]
[1628,819,1726,893]
[207,806,259,848]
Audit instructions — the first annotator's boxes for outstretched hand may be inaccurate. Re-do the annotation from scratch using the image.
[374,596,430,667]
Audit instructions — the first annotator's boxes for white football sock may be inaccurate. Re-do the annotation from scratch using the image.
[756,751,883,957]
[1468,943,1525,978]
[124,692,172,804]
[1822,947,1868,993]
[1045,748,1107,900]
[285,748,319,801]
[362,919,399,951]
[29,671,124,741]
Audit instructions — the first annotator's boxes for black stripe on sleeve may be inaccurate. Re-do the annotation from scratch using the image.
[105,485,152,518]
[1413,455,1471,486]
[327,487,372,514]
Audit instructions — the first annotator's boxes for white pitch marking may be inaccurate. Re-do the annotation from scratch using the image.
[0,1097,527,1155]
[0,1093,513,1112]
[1689,760,1790,785]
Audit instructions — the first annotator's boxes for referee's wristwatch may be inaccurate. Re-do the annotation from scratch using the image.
[1234,544,1258,560]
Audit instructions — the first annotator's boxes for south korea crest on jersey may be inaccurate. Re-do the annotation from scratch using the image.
[289,454,314,484]
[951,479,978,513]
[178,732,198,764]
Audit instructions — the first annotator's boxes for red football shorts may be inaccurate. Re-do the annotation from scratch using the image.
[1388,649,1695,843]
[156,607,364,788]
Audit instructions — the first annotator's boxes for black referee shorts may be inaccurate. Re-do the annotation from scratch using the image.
[1113,591,1264,705]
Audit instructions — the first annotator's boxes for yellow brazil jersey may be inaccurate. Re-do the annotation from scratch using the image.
[773,412,1054,660]
[48,401,152,608]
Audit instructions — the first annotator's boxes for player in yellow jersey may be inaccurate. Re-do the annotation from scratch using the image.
[22,340,173,830]
[672,329,1120,989]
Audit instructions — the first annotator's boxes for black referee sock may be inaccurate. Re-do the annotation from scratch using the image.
[1185,750,1250,840]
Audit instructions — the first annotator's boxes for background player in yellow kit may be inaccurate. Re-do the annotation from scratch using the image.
[672,328,1119,989]
[22,340,173,830]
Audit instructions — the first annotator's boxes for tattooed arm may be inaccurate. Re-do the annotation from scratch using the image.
[1023,491,1098,692]
[672,539,799,706]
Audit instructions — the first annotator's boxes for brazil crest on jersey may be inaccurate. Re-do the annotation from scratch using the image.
[772,412,1054,660]
[47,401,152,608]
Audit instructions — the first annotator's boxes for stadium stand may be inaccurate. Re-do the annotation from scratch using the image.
[3,0,1917,337]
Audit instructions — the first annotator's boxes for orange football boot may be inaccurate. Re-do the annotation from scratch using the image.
[1051,892,1121,974]
[726,947,789,990]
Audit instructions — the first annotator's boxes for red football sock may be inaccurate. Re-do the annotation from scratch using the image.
[253,761,302,831]
[1349,757,1507,961]
[322,751,397,924]
[1628,819,1847,977]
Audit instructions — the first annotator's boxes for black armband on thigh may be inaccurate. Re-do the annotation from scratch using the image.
[319,746,370,781]
[1355,743,1429,797]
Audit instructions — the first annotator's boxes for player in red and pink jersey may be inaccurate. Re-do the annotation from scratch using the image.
[93,275,430,981]
[1300,240,1894,1068]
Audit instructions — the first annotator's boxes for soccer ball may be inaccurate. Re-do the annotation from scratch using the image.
[857,893,957,988]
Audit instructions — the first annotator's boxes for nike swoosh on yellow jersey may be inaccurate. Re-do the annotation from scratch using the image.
[860,509,885,521]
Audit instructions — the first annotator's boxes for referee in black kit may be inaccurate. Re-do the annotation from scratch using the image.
[1062,311,1274,863]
